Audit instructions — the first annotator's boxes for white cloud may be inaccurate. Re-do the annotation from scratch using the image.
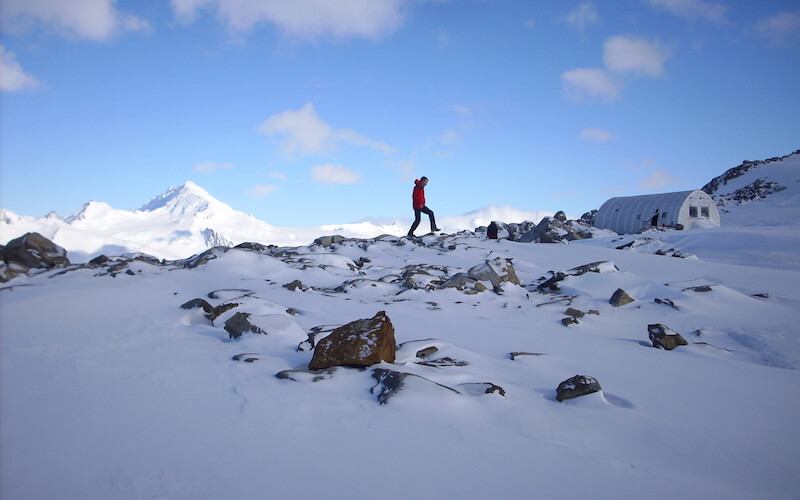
[171,0,404,41]
[440,129,461,147]
[603,36,669,77]
[562,68,621,101]
[638,169,680,190]
[580,128,616,143]
[192,161,233,173]
[0,45,41,92]
[269,171,287,182]
[564,2,599,32]
[258,102,392,157]
[756,11,800,45]
[247,184,279,197]
[646,0,726,23]
[311,164,362,186]
[450,104,473,117]
[2,0,150,40]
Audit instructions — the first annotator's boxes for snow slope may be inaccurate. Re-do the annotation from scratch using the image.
[0,182,552,262]
[2,225,800,498]
[2,152,799,499]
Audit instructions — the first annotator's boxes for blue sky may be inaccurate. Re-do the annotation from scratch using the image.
[2,0,799,226]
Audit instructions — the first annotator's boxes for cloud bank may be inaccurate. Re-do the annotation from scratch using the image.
[258,103,392,158]
[0,44,41,92]
[171,0,405,41]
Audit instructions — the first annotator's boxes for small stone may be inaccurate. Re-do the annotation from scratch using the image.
[565,307,585,318]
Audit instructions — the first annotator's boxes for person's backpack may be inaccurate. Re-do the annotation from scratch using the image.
[487,222,498,239]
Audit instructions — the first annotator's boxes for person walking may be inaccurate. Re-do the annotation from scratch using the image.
[407,176,440,237]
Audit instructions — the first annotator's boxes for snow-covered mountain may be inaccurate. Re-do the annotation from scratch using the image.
[1,181,269,261]
[0,181,551,262]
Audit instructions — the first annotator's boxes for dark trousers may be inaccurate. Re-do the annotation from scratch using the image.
[409,206,436,234]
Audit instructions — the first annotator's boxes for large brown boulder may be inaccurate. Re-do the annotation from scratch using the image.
[309,311,396,370]
[1,232,70,281]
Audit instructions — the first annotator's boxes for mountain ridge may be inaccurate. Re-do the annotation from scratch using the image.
[2,149,798,261]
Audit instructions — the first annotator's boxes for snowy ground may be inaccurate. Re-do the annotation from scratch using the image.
[2,205,800,499]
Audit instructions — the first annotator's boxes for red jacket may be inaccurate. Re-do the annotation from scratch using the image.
[412,180,425,210]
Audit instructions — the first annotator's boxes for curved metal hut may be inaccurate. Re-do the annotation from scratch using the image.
[594,189,720,234]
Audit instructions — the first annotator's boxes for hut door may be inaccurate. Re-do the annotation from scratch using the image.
[651,211,659,227]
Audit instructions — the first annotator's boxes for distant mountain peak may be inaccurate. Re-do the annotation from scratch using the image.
[139,181,223,216]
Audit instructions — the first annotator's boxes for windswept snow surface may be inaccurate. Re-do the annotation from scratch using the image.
[2,223,800,499]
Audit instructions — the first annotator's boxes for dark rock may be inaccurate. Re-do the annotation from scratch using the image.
[654,298,680,310]
[648,324,688,350]
[234,242,269,252]
[565,307,585,318]
[283,280,305,291]
[181,247,227,269]
[439,273,478,291]
[416,346,439,359]
[509,352,546,360]
[88,255,111,268]
[224,312,264,339]
[276,367,339,382]
[609,288,635,307]
[207,302,239,321]
[370,368,460,405]
[537,261,617,291]
[561,317,579,327]
[232,353,263,363]
[314,235,346,247]
[309,311,396,370]
[417,357,469,367]
[459,382,506,397]
[181,297,214,312]
[556,375,602,402]
[370,368,407,405]
[686,285,713,293]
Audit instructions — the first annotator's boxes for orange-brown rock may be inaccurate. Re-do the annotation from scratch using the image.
[308,311,396,370]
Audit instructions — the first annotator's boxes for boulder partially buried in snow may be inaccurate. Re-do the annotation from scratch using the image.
[648,324,688,350]
[556,375,602,402]
[609,288,635,307]
[309,311,397,370]
[467,257,520,290]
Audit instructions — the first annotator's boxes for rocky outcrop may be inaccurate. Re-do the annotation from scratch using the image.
[0,232,70,282]
[309,311,397,370]
[537,261,619,292]
[556,375,602,402]
[702,150,799,196]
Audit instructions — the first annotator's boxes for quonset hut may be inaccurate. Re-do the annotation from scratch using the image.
[594,190,720,234]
